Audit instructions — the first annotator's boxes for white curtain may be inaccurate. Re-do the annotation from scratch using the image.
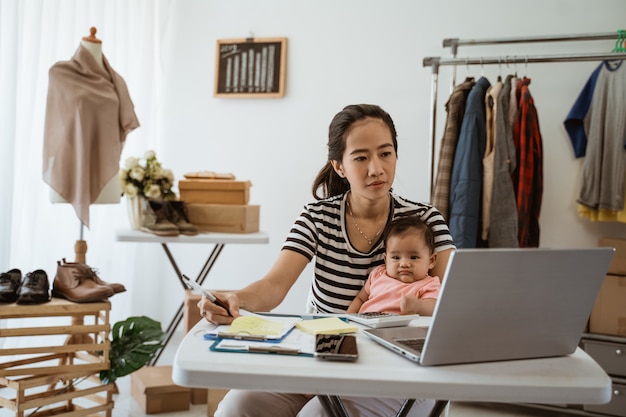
[0,0,173,338]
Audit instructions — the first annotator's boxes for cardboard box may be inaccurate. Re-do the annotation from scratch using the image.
[589,274,626,337]
[187,204,260,233]
[191,388,208,405]
[599,237,626,275]
[131,365,190,414]
[184,289,202,334]
[207,389,229,416]
[179,179,251,205]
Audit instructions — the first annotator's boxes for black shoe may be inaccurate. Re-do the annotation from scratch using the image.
[0,268,21,303]
[16,270,51,304]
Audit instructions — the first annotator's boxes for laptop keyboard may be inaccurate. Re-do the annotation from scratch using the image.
[397,338,425,352]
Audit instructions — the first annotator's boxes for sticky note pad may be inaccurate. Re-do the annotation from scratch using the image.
[295,317,358,335]
[227,316,286,336]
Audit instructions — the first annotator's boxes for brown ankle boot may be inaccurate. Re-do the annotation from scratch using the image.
[61,258,126,294]
[166,201,199,236]
[141,200,179,236]
[52,261,114,302]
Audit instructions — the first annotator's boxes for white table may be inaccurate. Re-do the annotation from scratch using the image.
[172,317,612,417]
[115,229,269,365]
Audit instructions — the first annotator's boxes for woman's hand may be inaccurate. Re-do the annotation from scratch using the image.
[197,291,241,325]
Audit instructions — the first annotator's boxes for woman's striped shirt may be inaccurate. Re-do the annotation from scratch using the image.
[282,192,456,314]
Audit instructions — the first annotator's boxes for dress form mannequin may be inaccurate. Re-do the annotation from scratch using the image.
[50,27,120,207]
[48,27,122,262]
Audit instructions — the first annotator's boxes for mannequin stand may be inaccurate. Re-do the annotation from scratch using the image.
[75,223,87,264]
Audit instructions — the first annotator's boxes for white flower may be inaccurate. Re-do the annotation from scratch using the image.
[144,184,162,199]
[163,169,174,183]
[125,157,139,169]
[120,150,176,200]
[124,183,139,198]
[129,166,145,182]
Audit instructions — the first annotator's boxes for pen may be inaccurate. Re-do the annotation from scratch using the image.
[216,332,269,341]
[182,274,233,317]
[248,346,301,355]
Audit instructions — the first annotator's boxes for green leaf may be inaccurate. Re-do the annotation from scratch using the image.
[99,316,165,385]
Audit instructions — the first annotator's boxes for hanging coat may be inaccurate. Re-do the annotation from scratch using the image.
[512,77,543,248]
[43,44,140,227]
[564,60,626,213]
[448,76,490,248]
[488,74,519,248]
[431,77,475,220]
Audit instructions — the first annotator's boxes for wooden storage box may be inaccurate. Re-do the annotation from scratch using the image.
[207,388,229,416]
[131,365,190,414]
[589,274,626,337]
[599,237,626,275]
[187,204,260,233]
[184,289,203,334]
[179,179,251,204]
[0,298,113,417]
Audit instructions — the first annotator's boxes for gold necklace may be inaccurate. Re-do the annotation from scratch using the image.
[347,200,385,245]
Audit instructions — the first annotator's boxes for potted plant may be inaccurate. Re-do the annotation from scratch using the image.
[99,315,165,385]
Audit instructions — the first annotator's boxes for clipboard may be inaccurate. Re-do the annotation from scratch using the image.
[209,327,316,357]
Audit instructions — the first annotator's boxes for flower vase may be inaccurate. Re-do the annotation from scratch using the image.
[126,196,147,230]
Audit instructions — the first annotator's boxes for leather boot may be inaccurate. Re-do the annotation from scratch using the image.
[16,270,51,304]
[166,201,199,236]
[62,258,126,294]
[0,268,22,303]
[141,200,179,236]
[52,261,114,303]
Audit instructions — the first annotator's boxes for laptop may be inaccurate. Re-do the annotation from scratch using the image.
[363,247,614,366]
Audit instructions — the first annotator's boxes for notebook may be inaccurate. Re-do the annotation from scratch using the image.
[364,247,614,366]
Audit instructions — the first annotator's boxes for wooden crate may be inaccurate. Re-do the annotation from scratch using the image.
[0,369,114,417]
[0,298,113,416]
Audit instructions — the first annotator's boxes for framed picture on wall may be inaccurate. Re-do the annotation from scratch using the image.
[214,37,287,98]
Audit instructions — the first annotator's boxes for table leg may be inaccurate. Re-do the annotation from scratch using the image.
[429,400,449,417]
[318,395,349,417]
[148,243,225,366]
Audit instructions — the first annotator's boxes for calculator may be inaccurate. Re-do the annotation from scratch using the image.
[346,312,421,329]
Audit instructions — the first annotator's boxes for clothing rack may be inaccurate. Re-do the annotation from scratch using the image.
[422,32,626,197]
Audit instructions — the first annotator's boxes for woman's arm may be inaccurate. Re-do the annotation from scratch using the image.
[346,286,369,313]
[199,249,309,324]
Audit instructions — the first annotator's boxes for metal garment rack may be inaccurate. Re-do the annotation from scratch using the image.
[421,32,626,197]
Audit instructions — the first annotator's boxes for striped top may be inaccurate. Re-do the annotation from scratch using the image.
[282,192,456,314]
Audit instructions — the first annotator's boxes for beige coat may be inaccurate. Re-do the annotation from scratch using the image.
[43,44,139,227]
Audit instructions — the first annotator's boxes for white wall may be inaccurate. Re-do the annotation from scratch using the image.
[84,0,626,326]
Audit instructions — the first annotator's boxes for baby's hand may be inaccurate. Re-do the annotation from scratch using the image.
[400,294,420,315]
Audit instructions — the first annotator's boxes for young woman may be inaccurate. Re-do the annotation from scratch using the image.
[200,104,455,417]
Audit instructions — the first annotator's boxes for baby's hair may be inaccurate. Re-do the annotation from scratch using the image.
[384,217,435,254]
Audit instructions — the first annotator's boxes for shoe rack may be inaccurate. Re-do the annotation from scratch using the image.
[0,298,114,417]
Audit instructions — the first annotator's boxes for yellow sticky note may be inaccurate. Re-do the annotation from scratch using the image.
[227,316,285,336]
[295,317,358,335]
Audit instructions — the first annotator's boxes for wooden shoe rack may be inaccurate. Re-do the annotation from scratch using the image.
[0,298,114,417]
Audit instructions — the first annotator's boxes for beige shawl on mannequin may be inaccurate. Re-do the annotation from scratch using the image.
[43,44,140,227]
